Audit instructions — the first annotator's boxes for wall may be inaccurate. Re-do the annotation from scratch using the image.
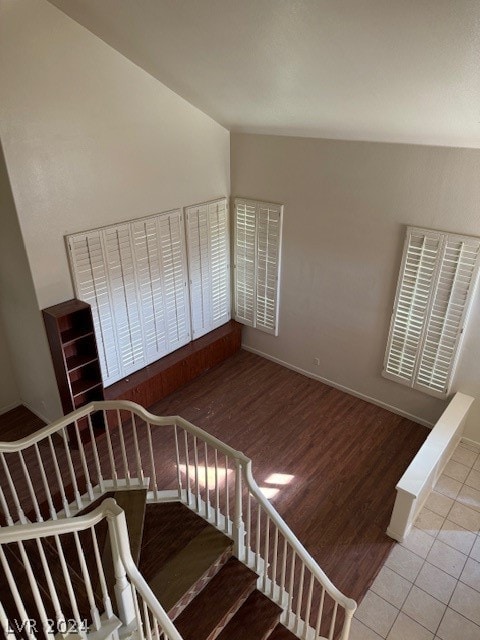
[231,133,480,442]
[0,0,230,421]
[0,143,57,420]
[0,314,19,414]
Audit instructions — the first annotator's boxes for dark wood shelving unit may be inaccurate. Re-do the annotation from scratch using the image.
[43,299,105,443]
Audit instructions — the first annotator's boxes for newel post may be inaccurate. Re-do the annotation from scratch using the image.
[108,513,136,627]
[233,459,246,560]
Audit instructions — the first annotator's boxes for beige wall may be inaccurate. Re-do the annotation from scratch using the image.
[0,143,57,420]
[231,133,480,442]
[0,313,19,414]
[0,0,230,420]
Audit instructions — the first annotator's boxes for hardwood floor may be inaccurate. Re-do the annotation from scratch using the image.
[0,350,429,607]
[0,405,45,440]
[148,350,429,604]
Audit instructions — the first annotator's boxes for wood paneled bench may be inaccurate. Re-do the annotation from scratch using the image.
[104,320,242,408]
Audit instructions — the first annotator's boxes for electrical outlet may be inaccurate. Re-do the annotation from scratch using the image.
[314,357,320,366]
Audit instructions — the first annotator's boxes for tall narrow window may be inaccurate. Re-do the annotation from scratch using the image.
[233,198,283,336]
[185,197,230,339]
[383,226,480,397]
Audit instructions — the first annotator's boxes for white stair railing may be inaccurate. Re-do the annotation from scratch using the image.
[0,400,356,640]
[0,498,183,640]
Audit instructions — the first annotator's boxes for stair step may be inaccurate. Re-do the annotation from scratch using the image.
[147,523,233,616]
[173,557,258,640]
[216,590,282,640]
[268,623,300,640]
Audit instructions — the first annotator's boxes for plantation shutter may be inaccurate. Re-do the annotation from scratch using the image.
[131,217,168,362]
[157,210,191,351]
[185,197,230,339]
[383,227,480,397]
[67,231,121,385]
[104,224,146,376]
[234,198,283,335]
[67,209,191,386]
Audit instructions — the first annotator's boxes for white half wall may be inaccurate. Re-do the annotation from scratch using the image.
[231,133,480,441]
[0,312,19,414]
[0,0,230,420]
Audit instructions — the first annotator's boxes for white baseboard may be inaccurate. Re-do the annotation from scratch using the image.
[460,436,480,451]
[242,344,435,429]
[0,401,21,417]
[22,401,50,425]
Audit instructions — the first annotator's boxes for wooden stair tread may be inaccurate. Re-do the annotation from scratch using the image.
[140,502,209,580]
[147,523,233,613]
[216,590,282,640]
[268,624,300,640]
[173,557,258,640]
[111,489,147,564]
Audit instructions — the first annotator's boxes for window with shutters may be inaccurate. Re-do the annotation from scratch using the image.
[383,226,480,398]
[233,198,283,336]
[67,209,191,386]
[185,197,230,339]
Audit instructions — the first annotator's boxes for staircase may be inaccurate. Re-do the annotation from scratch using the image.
[0,400,357,639]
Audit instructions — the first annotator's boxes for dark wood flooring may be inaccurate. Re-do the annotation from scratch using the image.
[148,350,429,604]
[0,405,46,440]
[0,350,429,607]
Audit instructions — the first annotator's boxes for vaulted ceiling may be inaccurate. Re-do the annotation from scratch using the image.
[49,0,480,148]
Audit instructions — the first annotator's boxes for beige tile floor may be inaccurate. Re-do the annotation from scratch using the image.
[351,440,480,640]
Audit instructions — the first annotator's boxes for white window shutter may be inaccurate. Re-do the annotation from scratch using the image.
[67,231,121,385]
[158,210,191,351]
[384,227,480,397]
[185,197,230,339]
[255,202,282,334]
[234,198,283,335]
[103,225,146,376]
[131,217,168,363]
[415,235,480,395]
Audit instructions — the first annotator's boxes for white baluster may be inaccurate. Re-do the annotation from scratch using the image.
[0,453,26,523]
[224,456,230,534]
[295,563,305,633]
[116,409,131,486]
[132,587,145,640]
[271,526,279,599]
[0,545,36,639]
[15,540,52,637]
[34,537,66,631]
[48,436,70,516]
[90,526,114,618]
[246,492,251,559]
[328,602,338,640]
[73,421,94,500]
[255,504,262,573]
[233,459,244,560]
[288,551,296,618]
[61,428,83,510]
[72,530,101,630]
[204,442,210,520]
[104,412,119,488]
[193,437,200,512]
[280,538,288,598]
[52,535,84,632]
[0,486,13,525]
[87,413,105,492]
[131,412,145,485]
[184,431,192,506]
[0,599,16,640]
[146,423,158,498]
[214,449,220,527]
[34,444,57,520]
[263,514,270,591]
[142,600,153,640]
[174,425,182,500]
[18,451,43,522]
[303,573,314,639]
[315,587,325,639]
